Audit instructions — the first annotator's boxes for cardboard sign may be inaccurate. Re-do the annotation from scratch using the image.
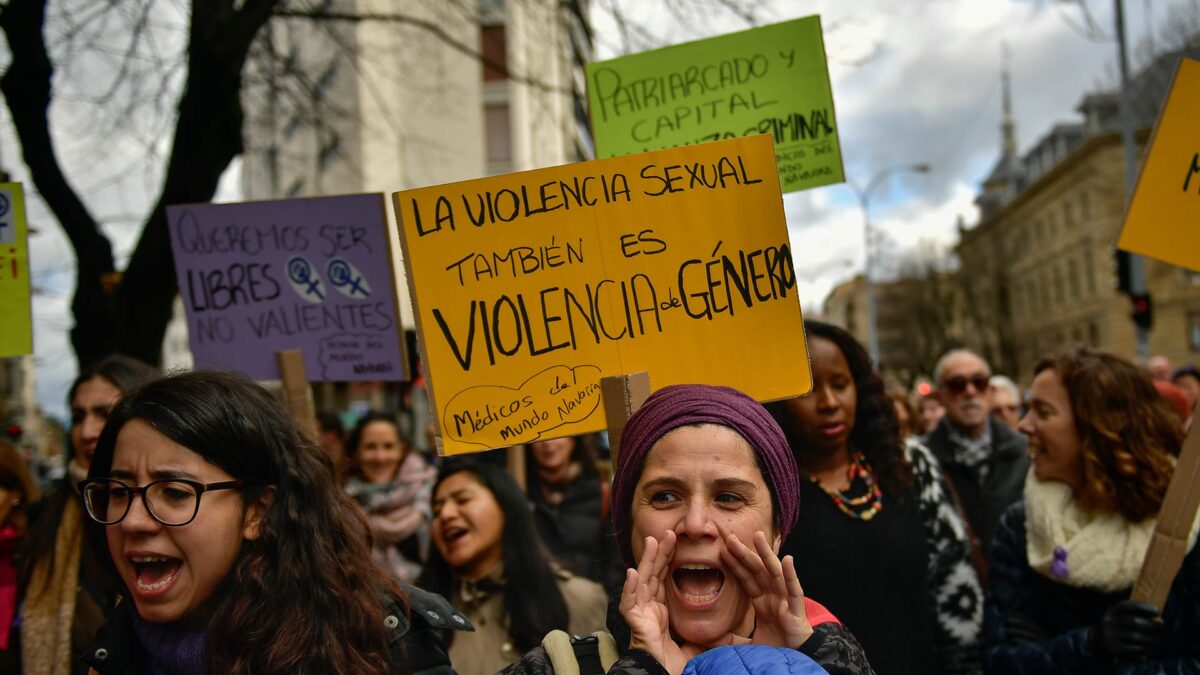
[586,16,843,194]
[0,183,32,357]
[394,135,811,455]
[1117,58,1200,268]
[167,194,407,381]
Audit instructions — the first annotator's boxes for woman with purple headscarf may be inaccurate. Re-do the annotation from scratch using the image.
[503,384,874,675]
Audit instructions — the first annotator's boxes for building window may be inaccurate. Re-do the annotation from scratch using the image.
[1068,257,1081,299]
[485,103,512,165]
[1083,246,1096,295]
[1089,321,1100,347]
[482,25,507,81]
[1053,266,1065,306]
[1190,314,1200,353]
[1079,191,1090,220]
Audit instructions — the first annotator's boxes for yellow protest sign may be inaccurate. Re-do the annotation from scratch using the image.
[1117,58,1200,270]
[0,183,32,357]
[394,135,811,455]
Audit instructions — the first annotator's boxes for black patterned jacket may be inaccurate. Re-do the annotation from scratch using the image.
[905,439,986,674]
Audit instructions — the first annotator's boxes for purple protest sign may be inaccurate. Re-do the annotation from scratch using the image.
[167,194,407,381]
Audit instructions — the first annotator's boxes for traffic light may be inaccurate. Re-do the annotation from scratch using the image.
[1115,249,1133,294]
[1130,293,1153,330]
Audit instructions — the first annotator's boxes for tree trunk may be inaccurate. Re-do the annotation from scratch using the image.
[2,0,278,368]
[0,0,117,369]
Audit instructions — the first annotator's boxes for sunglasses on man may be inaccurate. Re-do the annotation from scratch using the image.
[942,374,990,395]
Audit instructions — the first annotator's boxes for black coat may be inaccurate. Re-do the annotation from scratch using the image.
[923,416,1028,552]
[80,585,472,674]
[982,502,1200,674]
[528,470,608,582]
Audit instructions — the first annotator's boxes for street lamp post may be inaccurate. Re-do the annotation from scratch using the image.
[846,163,931,367]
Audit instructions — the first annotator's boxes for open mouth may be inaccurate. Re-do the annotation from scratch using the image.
[672,564,725,604]
[442,526,468,544]
[130,555,182,593]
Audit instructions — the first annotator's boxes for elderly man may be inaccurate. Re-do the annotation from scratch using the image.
[988,375,1022,429]
[923,349,1028,552]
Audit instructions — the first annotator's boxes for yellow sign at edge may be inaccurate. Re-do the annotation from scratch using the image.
[0,183,32,357]
[1117,58,1200,272]
[393,135,812,455]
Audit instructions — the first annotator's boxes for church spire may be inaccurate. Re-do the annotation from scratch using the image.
[1001,42,1018,159]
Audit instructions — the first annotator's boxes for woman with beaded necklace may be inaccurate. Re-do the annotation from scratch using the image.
[767,320,983,675]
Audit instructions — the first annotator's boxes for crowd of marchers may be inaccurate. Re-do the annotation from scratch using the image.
[0,320,1197,675]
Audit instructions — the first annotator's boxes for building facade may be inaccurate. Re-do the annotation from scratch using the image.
[956,49,1200,385]
[822,272,962,384]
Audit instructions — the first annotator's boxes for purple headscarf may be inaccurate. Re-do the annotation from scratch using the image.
[610,384,800,564]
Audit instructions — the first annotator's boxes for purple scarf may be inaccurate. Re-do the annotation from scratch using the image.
[130,611,206,675]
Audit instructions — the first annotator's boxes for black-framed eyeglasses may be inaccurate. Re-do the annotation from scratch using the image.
[943,374,990,395]
[76,478,254,527]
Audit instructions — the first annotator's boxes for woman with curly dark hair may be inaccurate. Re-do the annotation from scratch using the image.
[767,320,983,674]
[76,371,470,674]
[982,349,1198,673]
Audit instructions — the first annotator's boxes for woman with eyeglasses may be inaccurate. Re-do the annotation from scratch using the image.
[76,371,470,675]
[766,321,984,674]
[18,354,156,675]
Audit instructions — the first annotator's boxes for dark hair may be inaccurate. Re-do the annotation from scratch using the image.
[768,320,915,498]
[524,436,598,487]
[67,354,158,418]
[887,387,920,438]
[0,440,38,533]
[418,461,570,653]
[317,411,345,438]
[88,371,401,675]
[1172,365,1200,389]
[346,411,407,480]
[1034,349,1178,521]
[19,354,157,596]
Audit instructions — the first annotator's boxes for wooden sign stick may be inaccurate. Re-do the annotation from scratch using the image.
[1132,401,1200,609]
[276,349,318,439]
[601,372,651,473]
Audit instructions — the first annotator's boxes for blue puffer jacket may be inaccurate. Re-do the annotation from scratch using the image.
[681,645,825,675]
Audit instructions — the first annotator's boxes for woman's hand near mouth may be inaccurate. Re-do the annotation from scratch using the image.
[720,528,813,650]
[621,531,699,675]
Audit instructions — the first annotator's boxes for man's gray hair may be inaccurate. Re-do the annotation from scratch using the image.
[932,348,991,385]
[989,374,1020,402]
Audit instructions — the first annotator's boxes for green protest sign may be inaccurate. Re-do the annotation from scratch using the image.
[586,15,844,193]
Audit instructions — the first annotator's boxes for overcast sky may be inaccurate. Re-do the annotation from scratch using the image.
[3,0,1186,420]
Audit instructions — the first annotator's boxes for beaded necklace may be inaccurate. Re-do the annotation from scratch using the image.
[807,450,884,521]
